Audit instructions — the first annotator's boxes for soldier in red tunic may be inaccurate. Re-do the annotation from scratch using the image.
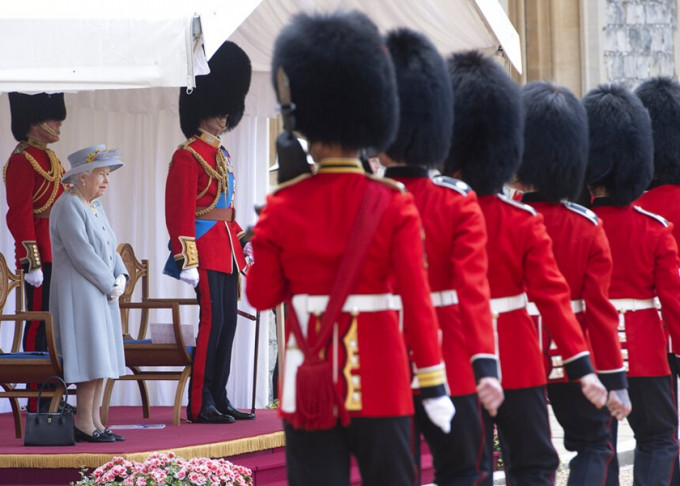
[513,81,630,485]
[246,12,453,486]
[635,76,680,485]
[445,51,607,486]
[4,92,66,411]
[379,29,503,486]
[583,83,680,486]
[164,41,253,424]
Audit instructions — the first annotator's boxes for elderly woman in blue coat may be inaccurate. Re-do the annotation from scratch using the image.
[49,145,127,443]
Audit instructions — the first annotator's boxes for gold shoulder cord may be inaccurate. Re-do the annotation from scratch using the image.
[186,146,230,217]
[3,145,64,214]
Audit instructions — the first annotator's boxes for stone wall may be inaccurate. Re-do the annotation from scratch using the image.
[604,0,676,88]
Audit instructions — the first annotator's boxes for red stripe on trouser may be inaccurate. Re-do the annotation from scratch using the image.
[25,282,44,412]
[189,269,213,419]
[24,283,43,351]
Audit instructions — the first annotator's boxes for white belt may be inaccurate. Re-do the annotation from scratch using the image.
[610,298,658,312]
[431,289,459,308]
[526,299,585,316]
[292,293,403,315]
[490,293,527,315]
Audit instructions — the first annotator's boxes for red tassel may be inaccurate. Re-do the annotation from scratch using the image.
[292,357,350,430]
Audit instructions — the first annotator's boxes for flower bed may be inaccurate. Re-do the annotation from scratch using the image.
[73,451,253,486]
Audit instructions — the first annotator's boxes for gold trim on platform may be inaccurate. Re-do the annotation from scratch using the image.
[0,431,285,469]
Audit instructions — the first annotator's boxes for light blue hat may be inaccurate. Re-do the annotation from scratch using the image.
[63,144,124,183]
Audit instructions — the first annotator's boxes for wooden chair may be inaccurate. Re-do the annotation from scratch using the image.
[101,243,197,426]
[0,252,67,438]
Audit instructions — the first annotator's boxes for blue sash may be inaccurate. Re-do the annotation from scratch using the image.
[164,150,234,279]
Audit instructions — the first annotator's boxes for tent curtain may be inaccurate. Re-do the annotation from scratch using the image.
[0,90,273,412]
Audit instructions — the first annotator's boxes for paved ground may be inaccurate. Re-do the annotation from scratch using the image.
[493,405,635,485]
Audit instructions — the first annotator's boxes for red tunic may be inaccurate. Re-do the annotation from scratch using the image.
[165,133,246,273]
[387,167,497,396]
[637,185,680,246]
[523,195,626,389]
[246,159,446,418]
[591,199,680,377]
[478,194,594,390]
[4,142,64,269]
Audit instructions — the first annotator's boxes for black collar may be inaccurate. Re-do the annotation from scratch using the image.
[383,165,429,179]
[520,192,556,203]
[590,196,628,207]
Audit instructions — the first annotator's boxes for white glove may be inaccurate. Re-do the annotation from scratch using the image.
[422,395,456,434]
[108,274,126,302]
[179,268,200,287]
[24,268,44,287]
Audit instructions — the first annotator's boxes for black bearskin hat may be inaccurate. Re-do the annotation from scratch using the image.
[9,92,66,142]
[444,51,523,196]
[271,11,398,151]
[582,84,653,205]
[635,76,680,186]
[384,28,453,168]
[179,41,252,138]
[517,82,589,202]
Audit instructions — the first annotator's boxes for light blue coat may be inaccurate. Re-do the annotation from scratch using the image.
[49,192,127,383]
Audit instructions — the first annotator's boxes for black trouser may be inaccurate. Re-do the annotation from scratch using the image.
[284,417,416,486]
[606,375,678,486]
[548,381,614,486]
[23,263,53,412]
[479,385,558,486]
[187,269,238,420]
[415,393,489,485]
[669,354,680,485]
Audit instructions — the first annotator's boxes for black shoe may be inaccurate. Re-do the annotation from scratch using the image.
[103,428,126,441]
[74,427,115,443]
[193,405,235,424]
[222,404,255,420]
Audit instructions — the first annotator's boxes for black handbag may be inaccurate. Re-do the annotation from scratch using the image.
[24,376,75,446]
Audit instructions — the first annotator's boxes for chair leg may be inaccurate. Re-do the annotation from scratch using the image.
[9,397,23,439]
[101,378,116,424]
[128,366,151,419]
[174,365,192,426]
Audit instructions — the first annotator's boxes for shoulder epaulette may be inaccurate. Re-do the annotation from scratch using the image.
[12,142,28,156]
[271,173,314,194]
[633,205,669,227]
[366,174,406,193]
[561,201,598,225]
[497,193,537,215]
[177,137,197,151]
[432,175,472,196]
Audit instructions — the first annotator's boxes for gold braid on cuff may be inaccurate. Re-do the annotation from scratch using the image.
[416,367,447,388]
[176,236,199,269]
[20,241,42,272]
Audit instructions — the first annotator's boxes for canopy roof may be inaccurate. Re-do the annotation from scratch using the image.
[0,0,521,94]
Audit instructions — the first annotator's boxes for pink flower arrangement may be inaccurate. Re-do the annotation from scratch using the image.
[74,452,252,486]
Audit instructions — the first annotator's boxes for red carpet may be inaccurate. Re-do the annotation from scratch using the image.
[0,407,435,485]
[0,406,285,485]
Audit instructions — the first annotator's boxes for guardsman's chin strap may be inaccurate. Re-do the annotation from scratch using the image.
[275,66,312,184]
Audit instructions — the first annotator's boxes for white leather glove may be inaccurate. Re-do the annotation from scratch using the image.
[580,373,608,409]
[422,396,455,434]
[24,268,44,287]
[179,268,200,287]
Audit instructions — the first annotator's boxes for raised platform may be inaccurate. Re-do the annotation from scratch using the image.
[0,406,435,486]
[0,406,284,485]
